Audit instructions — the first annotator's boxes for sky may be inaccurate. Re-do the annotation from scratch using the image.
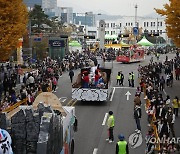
[58,0,169,16]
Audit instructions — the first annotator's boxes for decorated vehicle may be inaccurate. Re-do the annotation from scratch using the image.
[116,46,145,63]
[72,57,112,101]
[1,92,77,154]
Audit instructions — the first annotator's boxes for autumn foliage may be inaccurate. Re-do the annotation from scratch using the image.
[155,0,180,47]
[0,0,28,61]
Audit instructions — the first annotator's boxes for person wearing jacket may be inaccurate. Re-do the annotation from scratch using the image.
[172,96,179,117]
[116,134,129,154]
[134,105,142,133]
[106,111,115,143]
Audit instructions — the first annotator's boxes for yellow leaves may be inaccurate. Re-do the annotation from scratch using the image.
[0,0,28,61]
[155,0,180,47]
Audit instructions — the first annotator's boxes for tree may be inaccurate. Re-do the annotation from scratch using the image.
[29,5,51,33]
[0,0,28,61]
[155,0,180,47]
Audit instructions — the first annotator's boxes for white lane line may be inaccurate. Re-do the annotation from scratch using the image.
[113,86,136,89]
[59,97,67,102]
[93,148,98,154]
[163,89,167,96]
[110,87,115,101]
[102,113,108,126]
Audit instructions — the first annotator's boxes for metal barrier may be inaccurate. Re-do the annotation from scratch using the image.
[2,85,52,113]
[144,84,161,151]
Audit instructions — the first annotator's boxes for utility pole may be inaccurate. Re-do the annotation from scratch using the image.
[135,4,138,27]
[134,4,138,44]
[29,19,32,59]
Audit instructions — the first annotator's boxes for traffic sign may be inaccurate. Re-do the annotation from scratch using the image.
[133,27,139,36]
[34,37,41,41]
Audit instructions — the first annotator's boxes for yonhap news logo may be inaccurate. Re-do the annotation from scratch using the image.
[128,132,143,148]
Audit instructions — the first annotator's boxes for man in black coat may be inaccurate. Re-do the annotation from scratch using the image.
[69,69,74,83]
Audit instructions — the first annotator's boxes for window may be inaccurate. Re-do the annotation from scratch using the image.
[160,22,162,26]
[105,31,109,34]
[144,22,146,27]
[150,30,152,33]
[153,22,155,27]
[147,22,149,27]
[160,30,162,34]
[111,23,113,27]
[126,23,127,26]
[119,23,121,27]
[153,30,155,33]
[106,23,109,28]
[112,31,115,35]
[157,30,159,33]
[113,23,115,28]
[131,23,133,26]
[151,22,153,27]
[157,22,159,27]
[128,23,130,26]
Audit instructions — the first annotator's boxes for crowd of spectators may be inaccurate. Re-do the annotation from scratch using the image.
[139,54,180,153]
[0,50,106,111]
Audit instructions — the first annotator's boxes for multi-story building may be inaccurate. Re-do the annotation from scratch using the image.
[23,0,57,17]
[73,12,96,27]
[100,16,167,39]
[60,7,73,24]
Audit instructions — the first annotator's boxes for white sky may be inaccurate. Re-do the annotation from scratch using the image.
[58,0,169,16]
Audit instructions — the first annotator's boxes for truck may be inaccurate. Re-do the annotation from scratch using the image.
[0,92,77,154]
[72,57,112,101]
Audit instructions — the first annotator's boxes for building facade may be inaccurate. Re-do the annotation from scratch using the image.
[101,16,166,39]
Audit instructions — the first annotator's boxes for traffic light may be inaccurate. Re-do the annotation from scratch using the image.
[60,35,68,38]
[148,33,159,37]
[84,35,95,39]
[118,34,129,38]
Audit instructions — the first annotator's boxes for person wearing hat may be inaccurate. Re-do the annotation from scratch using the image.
[106,111,115,143]
[116,134,129,154]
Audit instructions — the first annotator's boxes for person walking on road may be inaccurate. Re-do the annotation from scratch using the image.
[134,105,142,133]
[172,96,179,117]
[116,134,129,154]
[120,71,124,86]
[69,69,74,83]
[159,76,165,91]
[106,111,115,143]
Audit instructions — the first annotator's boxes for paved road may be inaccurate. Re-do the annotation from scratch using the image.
[54,53,180,154]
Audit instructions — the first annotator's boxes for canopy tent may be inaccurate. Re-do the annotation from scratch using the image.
[105,34,118,40]
[137,36,154,46]
[69,41,82,47]
[69,41,82,52]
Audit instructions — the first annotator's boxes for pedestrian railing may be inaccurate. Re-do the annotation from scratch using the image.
[2,85,52,113]
[143,84,161,152]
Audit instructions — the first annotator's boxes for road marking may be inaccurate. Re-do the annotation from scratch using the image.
[110,87,115,101]
[59,97,67,102]
[72,100,78,106]
[125,91,131,100]
[102,113,108,126]
[113,86,136,89]
[93,148,98,154]
[66,99,74,106]
[163,89,167,96]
